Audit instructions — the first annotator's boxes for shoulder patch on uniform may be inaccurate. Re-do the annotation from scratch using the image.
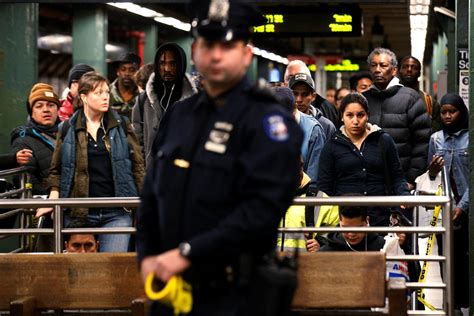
[263,114,289,142]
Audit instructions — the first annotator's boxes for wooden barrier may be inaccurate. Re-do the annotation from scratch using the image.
[0,252,406,316]
[0,253,146,315]
[292,252,407,316]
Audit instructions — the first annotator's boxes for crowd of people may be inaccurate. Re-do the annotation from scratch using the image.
[0,0,469,313]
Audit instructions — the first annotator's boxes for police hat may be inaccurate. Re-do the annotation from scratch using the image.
[289,73,316,91]
[189,0,266,42]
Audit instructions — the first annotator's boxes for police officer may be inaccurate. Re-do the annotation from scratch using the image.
[136,0,303,315]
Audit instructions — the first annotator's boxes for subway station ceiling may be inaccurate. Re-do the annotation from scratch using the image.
[146,1,412,64]
[37,0,451,69]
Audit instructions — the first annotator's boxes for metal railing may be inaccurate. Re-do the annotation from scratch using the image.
[0,167,454,315]
[278,167,453,316]
[0,166,33,251]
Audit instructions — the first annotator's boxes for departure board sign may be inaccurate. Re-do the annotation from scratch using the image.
[253,4,362,37]
[325,59,360,72]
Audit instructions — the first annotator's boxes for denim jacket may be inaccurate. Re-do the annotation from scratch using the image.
[428,129,469,212]
[298,111,326,185]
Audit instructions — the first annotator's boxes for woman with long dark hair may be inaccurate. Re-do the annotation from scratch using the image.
[317,92,410,227]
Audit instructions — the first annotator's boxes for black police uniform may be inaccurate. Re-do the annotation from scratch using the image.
[136,76,303,315]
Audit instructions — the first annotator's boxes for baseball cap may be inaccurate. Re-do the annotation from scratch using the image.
[289,73,315,91]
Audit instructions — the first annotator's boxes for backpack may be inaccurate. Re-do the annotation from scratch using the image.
[422,92,433,116]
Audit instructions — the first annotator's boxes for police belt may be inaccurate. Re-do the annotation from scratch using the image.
[184,254,257,291]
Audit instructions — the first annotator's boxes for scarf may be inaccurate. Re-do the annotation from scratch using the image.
[439,93,468,135]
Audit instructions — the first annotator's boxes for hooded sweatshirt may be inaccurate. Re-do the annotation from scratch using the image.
[319,230,386,252]
[131,43,197,166]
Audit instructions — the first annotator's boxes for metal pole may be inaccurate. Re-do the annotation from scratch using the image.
[441,167,454,316]
[19,172,32,250]
[19,173,26,250]
[53,205,62,254]
[412,195,419,311]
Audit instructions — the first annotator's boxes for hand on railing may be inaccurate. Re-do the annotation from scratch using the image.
[35,189,59,218]
[36,207,53,218]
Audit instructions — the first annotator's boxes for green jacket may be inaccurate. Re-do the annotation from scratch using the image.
[109,79,139,119]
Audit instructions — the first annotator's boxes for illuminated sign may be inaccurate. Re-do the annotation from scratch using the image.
[253,4,362,37]
[254,14,284,33]
[324,59,360,72]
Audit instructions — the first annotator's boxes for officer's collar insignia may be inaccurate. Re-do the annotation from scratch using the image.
[263,114,289,142]
[208,0,229,24]
[205,121,233,154]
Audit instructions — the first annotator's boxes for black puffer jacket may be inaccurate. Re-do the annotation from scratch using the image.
[363,79,431,183]
[10,120,58,195]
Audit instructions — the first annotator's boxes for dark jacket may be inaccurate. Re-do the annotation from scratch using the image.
[11,120,58,195]
[48,108,145,217]
[0,153,18,170]
[363,78,431,183]
[317,125,409,226]
[309,105,336,140]
[312,94,339,127]
[319,231,386,251]
[136,77,303,280]
[131,43,197,166]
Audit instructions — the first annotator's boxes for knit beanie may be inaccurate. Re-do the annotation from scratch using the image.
[68,63,94,87]
[27,83,60,115]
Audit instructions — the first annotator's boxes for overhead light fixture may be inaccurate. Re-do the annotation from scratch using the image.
[409,0,430,66]
[253,47,289,65]
[38,34,126,55]
[154,17,191,32]
[410,4,429,14]
[108,2,162,18]
[107,2,288,65]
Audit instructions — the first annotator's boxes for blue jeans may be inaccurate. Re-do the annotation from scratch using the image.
[64,208,132,252]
